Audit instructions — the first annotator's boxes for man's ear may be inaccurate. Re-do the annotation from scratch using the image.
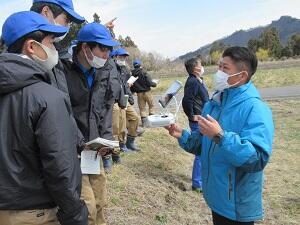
[23,39,35,56]
[83,43,93,60]
[242,70,249,83]
[41,6,53,21]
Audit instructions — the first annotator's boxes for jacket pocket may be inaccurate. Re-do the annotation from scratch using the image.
[228,172,233,200]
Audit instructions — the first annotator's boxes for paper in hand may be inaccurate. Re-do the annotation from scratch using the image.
[127,76,138,85]
[85,137,119,151]
[81,150,100,175]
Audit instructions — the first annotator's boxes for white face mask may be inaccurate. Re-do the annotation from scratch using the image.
[31,41,59,71]
[194,66,205,77]
[54,32,68,42]
[213,70,243,92]
[53,22,69,42]
[85,48,107,69]
[116,60,126,67]
[200,66,205,76]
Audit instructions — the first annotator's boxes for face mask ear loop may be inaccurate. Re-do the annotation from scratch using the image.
[228,71,246,88]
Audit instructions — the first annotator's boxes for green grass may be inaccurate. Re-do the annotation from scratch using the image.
[105,98,300,225]
[150,67,300,95]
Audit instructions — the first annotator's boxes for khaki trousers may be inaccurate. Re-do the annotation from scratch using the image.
[0,208,59,225]
[137,91,155,118]
[81,164,107,225]
[112,103,126,143]
[126,104,139,137]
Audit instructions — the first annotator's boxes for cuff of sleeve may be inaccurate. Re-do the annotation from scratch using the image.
[219,131,235,149]
[178,129,190,146]
[77,139,86,154]
[188,115,194,121]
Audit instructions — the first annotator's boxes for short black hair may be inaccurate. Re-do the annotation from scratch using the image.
[30,2,65,19]
[0,37,6,53]
[7,31,48,54]
[222,46,258,81]
[75,42,113,55]
[185,57,200,75]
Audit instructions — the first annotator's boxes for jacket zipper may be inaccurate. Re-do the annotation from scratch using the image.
[206,92,228,185]
[88,80,98,139]
[228,172,232,200]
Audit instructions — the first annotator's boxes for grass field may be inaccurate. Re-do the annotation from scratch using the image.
[105,98,300,225]
[150,66,300,95]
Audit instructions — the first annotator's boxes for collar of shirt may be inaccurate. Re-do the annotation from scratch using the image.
[189,73,203,83]
[197,77,203,84]
[77,62,96,89]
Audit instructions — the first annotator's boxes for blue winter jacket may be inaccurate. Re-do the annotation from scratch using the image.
[178,82,274,222]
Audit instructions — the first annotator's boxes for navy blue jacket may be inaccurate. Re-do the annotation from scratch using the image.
[182,74,209,121]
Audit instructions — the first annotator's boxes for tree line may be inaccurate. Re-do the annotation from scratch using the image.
[207,27,300,64]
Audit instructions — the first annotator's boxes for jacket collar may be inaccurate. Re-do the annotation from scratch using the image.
[211,81,261,108]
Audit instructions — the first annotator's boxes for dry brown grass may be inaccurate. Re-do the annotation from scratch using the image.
[105,98,300,225]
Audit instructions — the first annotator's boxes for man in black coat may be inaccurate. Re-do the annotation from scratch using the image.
[62,22,119,225]
[182,57,209,193]
[131,59,157,127]
[0,11,88,225]
[30,0,87,152]
[112,48,141,152]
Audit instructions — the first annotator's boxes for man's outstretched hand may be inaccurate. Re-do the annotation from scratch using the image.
[105,17,117,30]
[165,124,183,139]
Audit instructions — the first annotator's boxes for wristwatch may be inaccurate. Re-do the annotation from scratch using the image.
[212,130,224,144]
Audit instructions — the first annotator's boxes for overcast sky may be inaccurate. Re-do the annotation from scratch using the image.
[1,0,300,58]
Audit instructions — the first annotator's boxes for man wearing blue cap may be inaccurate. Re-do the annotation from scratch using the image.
[113,48,141,151]
[30,0,88,161]
[131,59,157,127]
[0,11,88,225]
[30,0,85,94]
[62,22,119,225]
[31,0,85,25]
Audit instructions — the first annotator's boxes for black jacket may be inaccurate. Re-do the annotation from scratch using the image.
[182,74,209,121]
[99,59,126,140]
[51,60,70,95]
[130,67,157,93]
[0,53,88,225]
[116,63,134,105]
[107,59,126,109]
[52,44,85,152]
[62,57,117,141]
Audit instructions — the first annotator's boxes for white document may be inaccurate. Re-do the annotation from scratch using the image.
[152,79,159,84]
[127,76,138,85]
[81,150,100,175]
[85,137,119,150]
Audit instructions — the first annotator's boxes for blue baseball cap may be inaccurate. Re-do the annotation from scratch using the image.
[115,48,129,56]
[133,59,142,66]
[33,0,85,24]
[2,11,68,48]
[77,22,119,47]
[109,49,117,58]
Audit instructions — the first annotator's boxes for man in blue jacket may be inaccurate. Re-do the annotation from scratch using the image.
[166,47,274,225]
[182,57,209,192]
